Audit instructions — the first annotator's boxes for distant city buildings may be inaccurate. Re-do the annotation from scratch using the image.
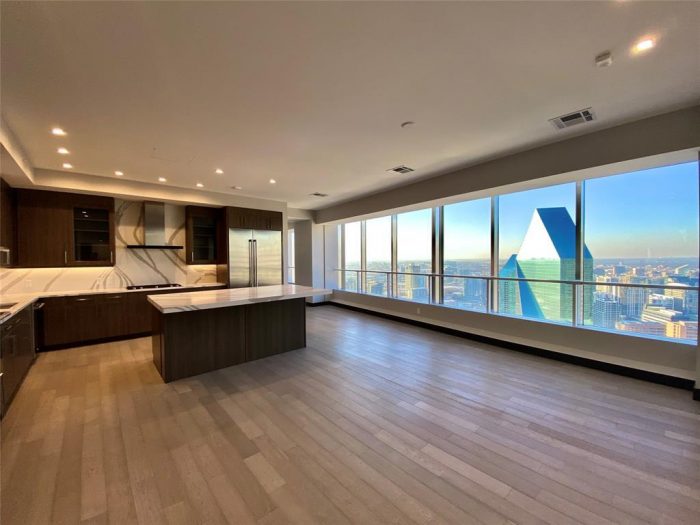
[342,206,699,343]
[592,293,621,329]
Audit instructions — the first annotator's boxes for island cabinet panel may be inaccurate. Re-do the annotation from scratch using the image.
[153,306,247,382]
[245,298,306,361]
[151,297,308,382]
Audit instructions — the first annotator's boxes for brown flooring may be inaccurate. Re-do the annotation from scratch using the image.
[2,305,700,524]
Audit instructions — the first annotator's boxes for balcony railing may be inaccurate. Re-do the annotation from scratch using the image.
[333,269,699,343]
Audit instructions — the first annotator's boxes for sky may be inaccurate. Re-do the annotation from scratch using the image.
[344,161,699,265]
[584,161,698,259]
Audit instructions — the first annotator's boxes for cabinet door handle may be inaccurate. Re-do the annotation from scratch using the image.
[75,298,90,302]
[64,249,68,264]
[191,251,194,262]
[110,250,114,264]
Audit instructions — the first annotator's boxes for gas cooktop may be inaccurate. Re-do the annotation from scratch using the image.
[126,283,182,290]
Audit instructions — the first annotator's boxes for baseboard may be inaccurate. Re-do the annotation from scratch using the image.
[324,301,695,392]
[306,301,332,307]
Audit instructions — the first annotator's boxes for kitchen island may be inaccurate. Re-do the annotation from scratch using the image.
[148,284,331,382]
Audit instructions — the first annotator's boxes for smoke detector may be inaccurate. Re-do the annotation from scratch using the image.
[595,51,613,67]
[549,108,596,130]
[388,165,415,174]
[309,192,328,197]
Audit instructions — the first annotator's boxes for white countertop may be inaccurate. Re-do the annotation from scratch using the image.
[0,282,225,325]
[148,284,332,313]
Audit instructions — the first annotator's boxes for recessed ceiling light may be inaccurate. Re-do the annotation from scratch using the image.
[632,38,655,54]
[158,177,167,182]
[57,147,70,155]
[215,168,224,174]
[51,127,67,136]
[62,163,73,169]
[269,179,276,184]
[196,183,204,188]
[114,170,124,176]
[231,185,243,190]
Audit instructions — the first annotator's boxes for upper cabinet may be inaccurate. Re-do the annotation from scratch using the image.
[227,207,283,231]
[67,193,115,266]
[16,189,115,268]
[0,178,17,267]
[186,205,224,264]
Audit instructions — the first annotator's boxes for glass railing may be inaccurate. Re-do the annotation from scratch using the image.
[333,269,699,344]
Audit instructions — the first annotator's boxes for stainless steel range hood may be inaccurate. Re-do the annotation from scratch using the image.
[126,201,183,250]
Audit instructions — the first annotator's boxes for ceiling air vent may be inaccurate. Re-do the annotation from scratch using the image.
[310,192,328,197]
[549,108,596,130]
[388,165,414,174]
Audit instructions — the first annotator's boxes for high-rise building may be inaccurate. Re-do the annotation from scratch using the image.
[615,320,666,337]
[592,292,621,329]
[665,321,698,340]
[617,275,649,318]
[640,306,684,324]
[405,263,429,301]
[648,293,684,311]
[499,207,592,321]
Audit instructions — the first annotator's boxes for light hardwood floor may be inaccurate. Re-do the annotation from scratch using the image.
[2,305,700,524]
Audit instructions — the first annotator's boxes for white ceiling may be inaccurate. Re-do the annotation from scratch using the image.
[1,1,699,210]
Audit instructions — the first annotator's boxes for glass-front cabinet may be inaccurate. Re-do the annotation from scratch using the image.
[67,195,115,266]
[186,206,223,264]
[72,207,111,263]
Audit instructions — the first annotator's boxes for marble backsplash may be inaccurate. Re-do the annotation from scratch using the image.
[0,199,220,295]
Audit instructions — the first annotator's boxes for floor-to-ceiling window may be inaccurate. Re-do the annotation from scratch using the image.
[583,161,699,342]
[442,198,491,311]
[343,221,362,292]
[330,159,698,344]
[498,183,578,323]
[365,216,392,296]
[396,208,432,303]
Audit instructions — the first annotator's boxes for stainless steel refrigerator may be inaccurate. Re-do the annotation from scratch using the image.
[228,229,282,288]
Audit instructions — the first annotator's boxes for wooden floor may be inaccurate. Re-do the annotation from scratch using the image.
[2,306,700,525]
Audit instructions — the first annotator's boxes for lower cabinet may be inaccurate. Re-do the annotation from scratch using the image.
[39,287,224,350]
[1,304,35,417]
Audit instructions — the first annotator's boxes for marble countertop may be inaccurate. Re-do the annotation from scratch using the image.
[0,282,226,325]
[148,284,332,313]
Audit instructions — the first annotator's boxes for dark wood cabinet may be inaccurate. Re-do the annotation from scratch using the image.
[186,206,224,264]
[0,178,17,267]
[16,189,115,268]
[16,189,71,267]
[227,207,282,231]
[68,194,115,266]
[40,296,70,347]
[1,304,35,417]
[245,298,306,361]
[39,286,226,349]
